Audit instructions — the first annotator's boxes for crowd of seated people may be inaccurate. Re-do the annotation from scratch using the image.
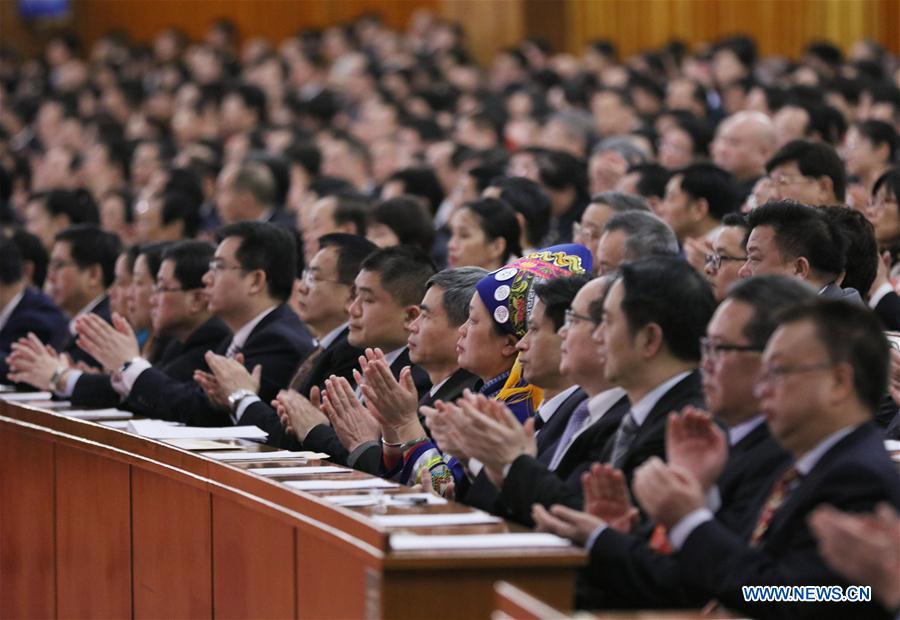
[1,13,900,618]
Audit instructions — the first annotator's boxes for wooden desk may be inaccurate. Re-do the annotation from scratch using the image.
[0,401,584,619]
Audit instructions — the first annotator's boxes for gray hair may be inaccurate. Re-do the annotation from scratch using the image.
[548,110,596,144]
[426,266,489,327]
[604,211,679,261]
[591,191,650,213]
[592,136,648,166]
[233,160,277,208]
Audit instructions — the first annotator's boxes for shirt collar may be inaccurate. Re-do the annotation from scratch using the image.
[230,305,278,351]
[727,414,765,447]
[536,385,581,423]
[480,369,512,398]
[794,425,858,476]
[630,370,692,427]
[316,322,348,350]
[382,346,405,368]
[0,290,25,333]
[587,386,628,423]
[68,294,107,335]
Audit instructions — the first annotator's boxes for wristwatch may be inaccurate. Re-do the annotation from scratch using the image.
[227,388,257,412]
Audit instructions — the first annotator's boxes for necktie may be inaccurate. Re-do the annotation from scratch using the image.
[749,466,800,546]
[609,410,639,470]
[648,523,673,554]
[533,410,546,431]
[289,345,325,392]
[547,400,591,471]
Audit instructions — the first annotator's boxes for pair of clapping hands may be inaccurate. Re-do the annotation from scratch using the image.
[532,406,728,546]
[7,313,139,389]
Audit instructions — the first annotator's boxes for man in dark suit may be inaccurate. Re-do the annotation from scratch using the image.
[75,222,313,431]
[631,299,900,619]
[0,236,67,383]
[57,242,229,408]
[339,267,486,475]
[201,233,375,444]
[533,276,813,610]
[45,225,121,367]
[275,246,435,462]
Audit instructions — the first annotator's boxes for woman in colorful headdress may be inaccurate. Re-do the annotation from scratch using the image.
[383,243,592,495]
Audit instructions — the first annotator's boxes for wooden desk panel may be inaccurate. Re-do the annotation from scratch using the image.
[0,424,56,619]
[211,495,297,619]
[54,443,132,619]
[132,467,212,619]
[0,402,583,619]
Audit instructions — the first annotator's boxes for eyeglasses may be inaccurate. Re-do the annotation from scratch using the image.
[208,260,245,274]
[755,362,833,387]
[301,269,344,287]
[704,252,748,271]
[48,259,78,272]
[564,308,598,328]
[767,173,814,187]
[572,222,602,242]
[699,337,763,363]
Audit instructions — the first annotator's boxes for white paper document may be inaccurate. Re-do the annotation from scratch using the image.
[1,391,53,401]
[389,532,572,551]
[126,419,267,440]
[64,408,134,420]
[285,478,398,491]
[322,493,448,508]
[201,450,302,461]
[249,466,349,476]
[372,512,501,527]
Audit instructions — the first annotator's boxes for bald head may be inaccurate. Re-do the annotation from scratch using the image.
[712,111,776,182]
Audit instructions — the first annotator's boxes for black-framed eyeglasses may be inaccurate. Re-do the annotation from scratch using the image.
[208,260,245,274]
[301,269,345,287]
[152,283,185,294]
[704,253,748,271]
[755,362,834,386]
[700,337,763,362]
[564,308,598,328]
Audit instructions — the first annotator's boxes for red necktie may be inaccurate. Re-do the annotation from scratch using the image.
[750,467,800,546]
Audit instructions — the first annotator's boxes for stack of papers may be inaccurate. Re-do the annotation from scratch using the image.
[64,408,133,421]
[126,419,267,440]
[249,465,349,476]
[322,493,448,508]
[0,391,53,401]
[285,478,398,491]
[372,512,501,527]
[389,532,572,551]
[201,450,328,461]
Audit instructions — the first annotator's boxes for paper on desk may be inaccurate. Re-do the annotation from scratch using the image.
[163,438,237,450]
[99,420,131,429]
[250,465,349,476]
[285,478,398,491]
[201,450,302,461]
[389,532,572,551]
[372,512,501,527]
[29,399,72,409]
[322,493,448,507]
[127,419,267,440]
[64,408,133,420]
[0,391,53,401]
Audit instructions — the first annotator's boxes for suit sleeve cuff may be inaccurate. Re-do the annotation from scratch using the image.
[234,395,261,422]
[119,358,152,395]
[584,523,609,550]
[347,441,379,467]
[56,370,83,398]
[668,507,713,550]
[870,283,893,309]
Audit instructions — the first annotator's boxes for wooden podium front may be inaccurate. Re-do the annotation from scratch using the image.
[0,401,583,619]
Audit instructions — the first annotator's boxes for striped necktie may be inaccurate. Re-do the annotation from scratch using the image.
[750,467,801,546]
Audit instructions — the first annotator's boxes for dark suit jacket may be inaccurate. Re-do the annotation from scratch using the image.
[874,290,900,331]
[298,347,432,468]
[55,295,111,369]
[463,387,588,515]
[350,367,482,476]
[494,391,629,525]
[241,327,364,447]
[69,317,231,409]
[676,423,900,619]
[0,287,67,383]
[580,420,791,610]
[127,304,314,429]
